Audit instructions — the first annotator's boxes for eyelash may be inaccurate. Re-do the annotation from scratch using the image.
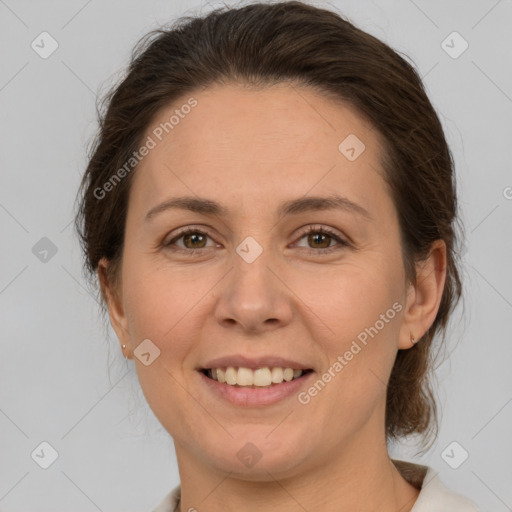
[163,225,349,256]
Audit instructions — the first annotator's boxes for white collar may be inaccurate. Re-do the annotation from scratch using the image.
[152,459,480,512]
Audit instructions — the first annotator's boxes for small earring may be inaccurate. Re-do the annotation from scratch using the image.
[122,344,127,360]
[410,334,417,344]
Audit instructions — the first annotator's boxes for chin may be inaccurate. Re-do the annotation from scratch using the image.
[194,428,316,479]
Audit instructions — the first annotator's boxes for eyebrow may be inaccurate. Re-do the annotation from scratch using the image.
[144,194,372,222]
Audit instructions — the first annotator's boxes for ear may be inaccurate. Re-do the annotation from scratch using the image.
[398,240,447,350]
[98,257,132,359]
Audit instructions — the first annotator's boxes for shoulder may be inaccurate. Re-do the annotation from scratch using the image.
[151,484,180,512]
[413,467,481,512]
[392,459,481,512]
[151,463,482,512]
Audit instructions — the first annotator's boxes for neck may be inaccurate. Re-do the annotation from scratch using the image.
[174,418,420,512]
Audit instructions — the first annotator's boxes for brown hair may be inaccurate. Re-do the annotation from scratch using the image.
[74,0,462,451]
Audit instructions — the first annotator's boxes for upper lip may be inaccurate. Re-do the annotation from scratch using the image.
[200,354,313,371]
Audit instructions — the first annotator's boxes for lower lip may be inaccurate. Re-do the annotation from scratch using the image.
[198,371,314,407]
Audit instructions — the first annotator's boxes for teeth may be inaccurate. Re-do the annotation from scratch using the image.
[206,366,305,387]
[253,368,272,386]
[225,366,237,385]
[271,367,283,383]
[237,367,253,386]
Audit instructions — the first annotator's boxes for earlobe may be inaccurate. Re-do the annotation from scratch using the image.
[398,240,447,350]
[97,257,132,357]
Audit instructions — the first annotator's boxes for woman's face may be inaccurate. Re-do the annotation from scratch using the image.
[106,82,417,478]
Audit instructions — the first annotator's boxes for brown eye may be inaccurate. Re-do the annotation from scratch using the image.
[295,226,349,254]
[165,228,214,253]
[307,231,332,249]
[181,231,208,249]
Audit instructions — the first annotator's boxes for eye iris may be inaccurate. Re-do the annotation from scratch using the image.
[184,232,207,249]
[176,229,337,251]
[308,232,330,249]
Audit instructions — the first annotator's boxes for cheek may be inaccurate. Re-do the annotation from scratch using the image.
[299,254,403,346]
[121,266,206,432]
[304,253,404,402]
[122,258,204,345]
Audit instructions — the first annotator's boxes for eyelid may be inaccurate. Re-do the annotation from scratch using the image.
[163,224,350,254]
[163,225,218,250]
[292,224,349,253]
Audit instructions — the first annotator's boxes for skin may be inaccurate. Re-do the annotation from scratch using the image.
[99,82,446,512]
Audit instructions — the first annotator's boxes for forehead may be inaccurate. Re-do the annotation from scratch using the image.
[129,82,388,217]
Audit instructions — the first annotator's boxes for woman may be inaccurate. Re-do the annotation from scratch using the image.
[74,2,480,510]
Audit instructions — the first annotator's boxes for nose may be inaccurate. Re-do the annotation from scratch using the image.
[213,247,294,335]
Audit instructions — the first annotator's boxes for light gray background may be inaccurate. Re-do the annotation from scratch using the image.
[1,0,511,510]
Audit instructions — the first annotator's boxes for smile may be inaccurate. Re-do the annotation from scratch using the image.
[201,366,313,387]
[198,366,315,407]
